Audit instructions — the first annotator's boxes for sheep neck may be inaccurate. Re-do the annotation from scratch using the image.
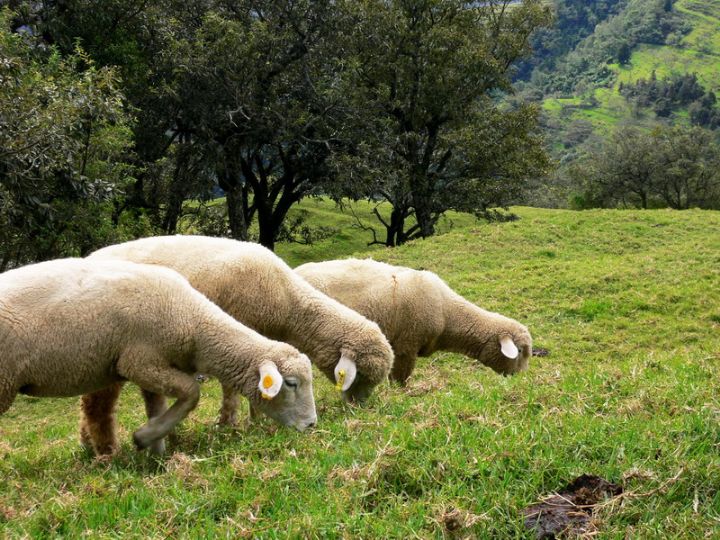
[278,293,348,365]
[436,295,495,359]
[194,313,261,397]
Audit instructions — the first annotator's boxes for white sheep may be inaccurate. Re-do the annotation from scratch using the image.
[88,236,394,427]
[295,258,532,384]
[0,258,316,456]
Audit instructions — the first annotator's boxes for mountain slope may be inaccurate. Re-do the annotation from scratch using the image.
[537,0,720,137]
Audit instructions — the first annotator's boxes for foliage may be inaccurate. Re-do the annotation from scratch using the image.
[166,1,348,249]
[524,0,688,95]
[336,0,552,246]
[515,0,627,80]
[620,72,720,127]
[2,207,719,537]
[569,125,720,209]
[0,9,136,269]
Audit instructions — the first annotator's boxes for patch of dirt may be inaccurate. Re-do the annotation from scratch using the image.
[522,474,622,539]
[326,443,399,486]
[164,452,209,488]
[440,506,486,533]
[405,378,446,397]
[532,348,550,357]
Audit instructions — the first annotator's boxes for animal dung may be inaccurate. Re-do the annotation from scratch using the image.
[522,474,622,539]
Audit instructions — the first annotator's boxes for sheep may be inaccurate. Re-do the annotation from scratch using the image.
[87,235,394,426]
[0,258,316,456]
[295,258,532,384]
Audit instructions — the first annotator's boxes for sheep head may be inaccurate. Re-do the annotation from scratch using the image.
[334,332,394,403]
[479,330,532,375]
[253,351,317,431]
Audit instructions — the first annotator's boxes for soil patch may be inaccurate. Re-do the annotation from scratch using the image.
[522,474,622,538]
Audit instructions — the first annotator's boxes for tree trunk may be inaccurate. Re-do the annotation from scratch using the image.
[256,204,276,250]
[220,149,252,240]
[413,200,435,238]
[162,141,192,234]
[162,191,185,234]
[225,185,249,240]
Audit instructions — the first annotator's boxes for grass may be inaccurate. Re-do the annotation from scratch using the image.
[2,207,720,537]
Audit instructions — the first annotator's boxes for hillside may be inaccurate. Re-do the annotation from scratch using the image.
[1,207,719,537]
[534,0,720,146]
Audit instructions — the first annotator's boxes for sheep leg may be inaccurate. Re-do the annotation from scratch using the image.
[218,383,239,427]
[79,382,124,456]
[141,389,168,455]
[249,403,258,421]
[0,380,16,416]
[389,353,417,386]
[117,352,200,451]
[0,390,15,415]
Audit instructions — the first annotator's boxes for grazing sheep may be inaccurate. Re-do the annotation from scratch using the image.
[0,258,316,456]
[295,258,532,384]
[87,236,393,425]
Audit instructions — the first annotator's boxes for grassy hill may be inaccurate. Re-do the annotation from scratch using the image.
[1,207,719,537]
[542,0,720,134]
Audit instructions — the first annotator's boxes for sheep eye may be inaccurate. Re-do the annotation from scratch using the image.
[284,379,299,389]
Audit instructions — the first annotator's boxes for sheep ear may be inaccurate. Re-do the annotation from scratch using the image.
[500,335,519,359]
[334,353,357,392]
[258,362,283,400]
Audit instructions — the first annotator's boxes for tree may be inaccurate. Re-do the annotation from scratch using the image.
[33,0,216,233]
[338,0,552,246]
[653,126,720,209]
[0,9,135,269]
[570,125,720,210]
[134,1,349,249]
[591,127,661,209]
[616,41,631,65]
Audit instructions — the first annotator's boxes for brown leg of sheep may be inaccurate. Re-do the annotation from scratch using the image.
[141,389,168,455]
[218,384,239,427]
[79,382,124,456]
[389,353,417,386]
[0,378,17,415]
[116,349,200,451]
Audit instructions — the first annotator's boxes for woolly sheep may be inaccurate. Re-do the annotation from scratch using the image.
[87,236,394,425]
[0,258,316,456]
[295,258,532,384]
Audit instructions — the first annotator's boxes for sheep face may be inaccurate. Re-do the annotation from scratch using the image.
[478,331,532,375]
[254,353,317,431]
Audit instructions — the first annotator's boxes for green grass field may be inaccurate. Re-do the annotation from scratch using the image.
[1,206,719,538]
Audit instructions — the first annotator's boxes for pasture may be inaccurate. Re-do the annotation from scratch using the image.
[1,206,719,538]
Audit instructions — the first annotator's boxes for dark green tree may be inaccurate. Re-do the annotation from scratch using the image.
[165,2,348,249]
[616,41,631,65]
[0,10,135,269]
[339,0,552,246]
[571,125,720,210]
[653,126,720,209]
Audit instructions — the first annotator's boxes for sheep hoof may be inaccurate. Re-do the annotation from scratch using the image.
[133,432,150,451]
[148,438,166,456]
[217,411,238,427]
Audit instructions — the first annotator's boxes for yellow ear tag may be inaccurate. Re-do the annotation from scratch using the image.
[336,369,346,391]
[261,374,274,400]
